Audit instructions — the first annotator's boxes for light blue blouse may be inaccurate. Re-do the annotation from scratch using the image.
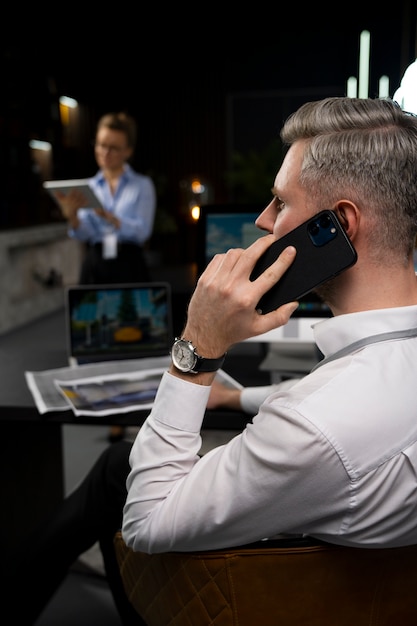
[68,163,156,246]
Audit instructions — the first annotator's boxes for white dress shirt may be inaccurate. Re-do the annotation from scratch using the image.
[123,305,417,553]
[240,380,298,415]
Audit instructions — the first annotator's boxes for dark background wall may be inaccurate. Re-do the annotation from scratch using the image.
[1,2,416,264]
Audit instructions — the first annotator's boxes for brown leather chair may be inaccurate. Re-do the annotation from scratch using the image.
[113,532,417,625]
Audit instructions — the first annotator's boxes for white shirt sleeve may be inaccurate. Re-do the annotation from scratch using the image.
[240,379,301,414]
[122,372,346,554]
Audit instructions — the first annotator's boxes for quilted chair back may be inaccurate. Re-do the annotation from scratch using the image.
[114,532,417,626]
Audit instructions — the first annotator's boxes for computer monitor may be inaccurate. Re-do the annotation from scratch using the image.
[196,204,331,319]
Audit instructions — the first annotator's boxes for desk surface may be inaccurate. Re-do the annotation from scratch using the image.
[0,308,269,544]
[0,309,268,428]
[0,310,68,407]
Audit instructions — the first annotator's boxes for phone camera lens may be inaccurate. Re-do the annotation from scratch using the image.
[309,223,320,236]
[319,215,331,229]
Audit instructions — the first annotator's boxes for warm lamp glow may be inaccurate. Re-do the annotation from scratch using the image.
[191,205,200,221]
[59,96,78,127]
[59,96,78,108]
[179,176,212,221]
[59,103,70,126]
[191,179,205,194]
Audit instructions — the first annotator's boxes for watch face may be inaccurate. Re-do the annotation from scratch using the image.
[172,340,197,372]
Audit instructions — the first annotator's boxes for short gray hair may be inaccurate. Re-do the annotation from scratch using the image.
[281,97,417,261]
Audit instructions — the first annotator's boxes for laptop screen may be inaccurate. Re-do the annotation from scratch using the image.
[66,283,173,364]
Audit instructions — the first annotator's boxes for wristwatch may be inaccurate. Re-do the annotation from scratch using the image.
[171,338,226,374]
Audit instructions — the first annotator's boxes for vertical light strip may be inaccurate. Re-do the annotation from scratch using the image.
[358,30,370,99]
[347,76,358,98]
[378,75,390,98]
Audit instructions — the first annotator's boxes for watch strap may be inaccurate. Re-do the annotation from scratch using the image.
[194,352,226,373]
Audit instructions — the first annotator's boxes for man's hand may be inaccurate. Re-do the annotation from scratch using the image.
[182,235,299,359]
[94,207,120,229]
[206,379,243,411]
[55,189,89,228]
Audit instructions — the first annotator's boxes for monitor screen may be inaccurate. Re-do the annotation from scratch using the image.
[202,208,262,267]
[196,204,331,318]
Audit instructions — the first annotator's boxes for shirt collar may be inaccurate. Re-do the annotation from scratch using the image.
[94,163,133,185]
[313,305,417,360]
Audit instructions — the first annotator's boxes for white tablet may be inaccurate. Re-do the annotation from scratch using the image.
[43,178,103,209]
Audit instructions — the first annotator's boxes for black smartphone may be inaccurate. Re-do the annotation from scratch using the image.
[250,210,357,314]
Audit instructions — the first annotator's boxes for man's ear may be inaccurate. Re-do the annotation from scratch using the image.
[333,200,360,239]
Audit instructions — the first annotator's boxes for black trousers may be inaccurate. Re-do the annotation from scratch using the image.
[4,441,144,625]
[80,242,150,285]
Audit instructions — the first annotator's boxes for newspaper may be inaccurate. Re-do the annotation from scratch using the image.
[54,366,167,416]
[25,357,170,414]
[25,356,242,417]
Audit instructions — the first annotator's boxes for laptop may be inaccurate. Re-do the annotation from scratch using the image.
[65,282,173,366]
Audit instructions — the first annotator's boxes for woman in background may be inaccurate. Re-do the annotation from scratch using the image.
[58,111,156,284]
[58,111,157,441]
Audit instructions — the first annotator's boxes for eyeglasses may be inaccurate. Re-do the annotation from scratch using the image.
[94,142,127,153]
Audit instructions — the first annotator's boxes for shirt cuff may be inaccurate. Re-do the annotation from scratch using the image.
[150,371,212,431]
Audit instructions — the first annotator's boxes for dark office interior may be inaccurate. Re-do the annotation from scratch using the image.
[1,3,417,624]
[2,5,416,249]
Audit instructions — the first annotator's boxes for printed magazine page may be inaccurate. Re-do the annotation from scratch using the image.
[25,357,242,417]
[54,367,166,416]
[25,357,171,414]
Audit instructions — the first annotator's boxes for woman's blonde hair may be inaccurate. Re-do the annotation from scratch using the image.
[97,112,137,150]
